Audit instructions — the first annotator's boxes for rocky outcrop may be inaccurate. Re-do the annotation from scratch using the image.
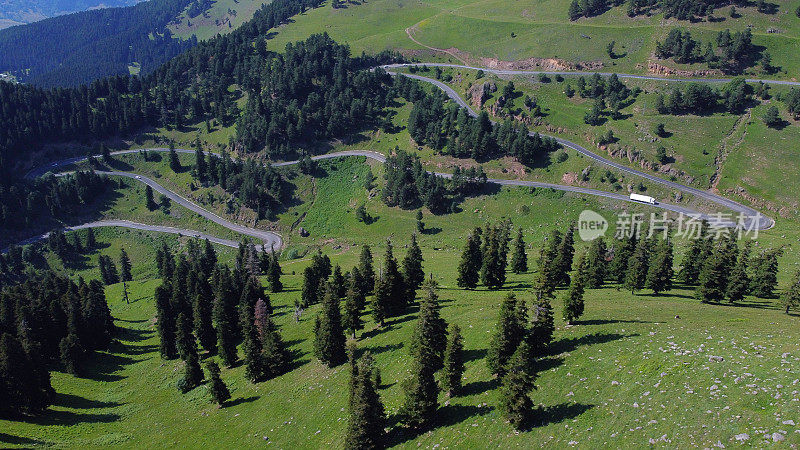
[467,81,496,107]
[479,56,603,72]
[645,61,723,78]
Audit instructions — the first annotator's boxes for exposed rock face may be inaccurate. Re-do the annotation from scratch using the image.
[479,56,603,72]
[645,61,723,78]
[298,227,309,237]
[467,81,496,107]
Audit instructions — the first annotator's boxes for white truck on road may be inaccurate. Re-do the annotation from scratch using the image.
[630,193,657,205]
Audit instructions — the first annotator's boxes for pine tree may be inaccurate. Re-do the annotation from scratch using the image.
[381,240,407,315]
[400,331,440,428]
[510,228,528,274]
[645,237,674,295]
[332,264,346,299]
[372,275,390,327]
[260,311,290,379]
[584,237,607,288]
[678,221,710,284]
[240,295,265,382]
[343,275,365,338]
[178,349,204,393]
[345,352,387,450]
[609,235,636,283]
[402,234,425,296]
[562,252,586,324]
[442,324,465,397]
[416,209,425,233]
[85,227,96,249]
[169,146,182,172]
[119,248,132,282]
[568,0,583,21]
[725,242,751,303]
[499,341,537,430]
[267,250,283,293]
[358,245,375,294]
[696,240,730,303]
[314,284,347,367]
[749,248,782,298]
[155,284,177,359]
[534,229,562,296]
[0,332,54,416]
[175,311,195,361]
[206,360,231,406]
[193,281,216,355]
[487,293,526,377]
[623,237,650,293]
[145,185,156,210]
[554,224,576,286]
[528,291,555,356]
[59,333,84,375]
[409,282,448,371]
[481,225,507,290]
[456,228,482,289]
[782,271,800,314]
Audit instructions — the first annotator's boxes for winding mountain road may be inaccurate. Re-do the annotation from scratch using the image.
[14,64,777,251]
[383,67,774,230]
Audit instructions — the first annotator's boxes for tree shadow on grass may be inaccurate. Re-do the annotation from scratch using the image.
[573,318,651,326]
[460,377,499,396]
[545,332,636,357]
[463,348,486,363]
[54,393,123,410]
[385,403,493,447]
[367,342,404,356]
[223,396,260,408]
[79,351,138,382]
[20,409,120,426]
[0,433,51,446]
[528,402,594,428]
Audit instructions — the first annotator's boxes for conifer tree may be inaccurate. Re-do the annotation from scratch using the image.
[534,230,562,296]
[193,280,216,355]
[726,242,751,303]
[400,331,440,428]
[645,236,674,295]
[155,284,177,359]
[510,228,528,274]
[528,291,555,356]
[145,185,156,210]
[259,309,290,379]
[609,235,636,283]
[499,341,537,430]
[487,293,526,377]
[456,228,482,289]
[372,275,390,327]
[481,225,507,290]
[314,284,347,367]
[358,245,375,294]
[782,271,800,314]
[381,240,407,315]
[176,311,195,361]
[442,324,465,397]
[267,249,283,293]
[206,360,231,406]
[332,264,346,298]
[678,221,710,284]
[0,332,54,416]
[240,295,265,382]
[416,209,425,233]
[584,237,607,288]
[343,275,365,338]
[345,351,387,450]
[119,248,132,282]
[169,146,182,172]
[178,349,204,393]
[563,251,586,324]
[554,224,576,286]
[623,237,650,293]
[696,240,731,303]
[59,333,84,375]
[402,234,425,297]
[85,227,96,250]
[749,248,782,298]
[409,282,448,371]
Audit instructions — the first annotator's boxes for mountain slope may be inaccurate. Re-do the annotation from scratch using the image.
[0,0,197,87]
[0,0,143,29]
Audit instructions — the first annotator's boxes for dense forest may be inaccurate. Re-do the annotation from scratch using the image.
[0,0,141,26]
[569,0,774,21]
[0,0,198,87]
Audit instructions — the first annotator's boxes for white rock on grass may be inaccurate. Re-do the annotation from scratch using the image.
[734,433,750,441]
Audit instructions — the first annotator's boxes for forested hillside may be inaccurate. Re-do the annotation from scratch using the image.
[0,0,142,28]
[0,0,197,87]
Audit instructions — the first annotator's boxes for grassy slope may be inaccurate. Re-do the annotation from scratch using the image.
[268,0,800,80]
[3,157,800,447]
[169,0,273,41]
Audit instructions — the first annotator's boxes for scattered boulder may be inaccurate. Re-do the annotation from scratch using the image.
[298,227,309,237]
[709,355,724,362]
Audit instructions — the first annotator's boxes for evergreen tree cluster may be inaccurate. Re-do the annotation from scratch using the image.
[400,75,559,165]
[655,78,753,115]
[568,0,612,20]
[625,0,750,21]
[381,149,490,214]
[1,272,116,416]
[0,171,110,237]
[655,28,760,74]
